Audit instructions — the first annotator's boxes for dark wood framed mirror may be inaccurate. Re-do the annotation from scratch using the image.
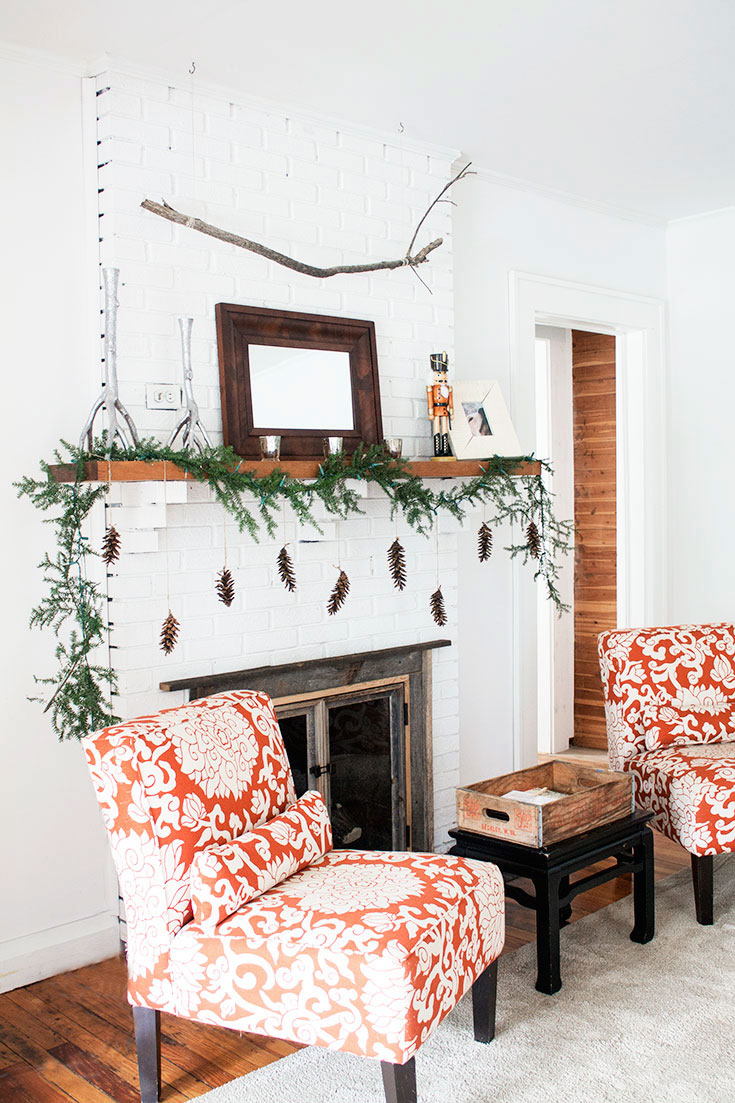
[215,303,383,459]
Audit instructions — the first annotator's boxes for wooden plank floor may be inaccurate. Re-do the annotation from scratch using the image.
[0,833,689,1102]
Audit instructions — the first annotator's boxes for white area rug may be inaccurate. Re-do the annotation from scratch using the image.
[197,859,735,1103]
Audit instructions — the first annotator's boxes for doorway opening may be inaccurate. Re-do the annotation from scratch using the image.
[509,271,665,771]
[535,326,618,755]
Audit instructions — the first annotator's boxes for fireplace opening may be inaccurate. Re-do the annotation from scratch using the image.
[276,684,408,851]
[160,639,451,854]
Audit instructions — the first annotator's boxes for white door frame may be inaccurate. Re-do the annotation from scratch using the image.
[508,272,667,768]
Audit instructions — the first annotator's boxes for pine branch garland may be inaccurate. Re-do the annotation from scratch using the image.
[16,435,575,741]
[526,520,541,559]
[430,586,447,627]
[387,538,407,590]
[277,544,297,592]
[215,566,235,607]
[477,522,493,562]
[327,569,350,615]
[101,525,121,565]
[160,610,180,654]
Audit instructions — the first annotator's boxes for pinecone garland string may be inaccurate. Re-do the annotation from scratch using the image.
[327,569,350,615]
[160,610,180,655]
[277,545,297,592]
[430,586,447,627]
[101,525,121,565]
[387,538,407,590]
[477,522,493,562]
[526,520,541,559]
[215,566,235,607]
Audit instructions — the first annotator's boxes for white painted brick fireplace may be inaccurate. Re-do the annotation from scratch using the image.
[94,67,462,848]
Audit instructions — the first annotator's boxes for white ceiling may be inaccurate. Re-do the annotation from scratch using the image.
[4,0,735,220]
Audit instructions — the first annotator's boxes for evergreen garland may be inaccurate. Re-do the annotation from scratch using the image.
[16,437,574,741]
[14,447,117,740]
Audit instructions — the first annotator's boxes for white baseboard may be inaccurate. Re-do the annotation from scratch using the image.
[0,912,120,994]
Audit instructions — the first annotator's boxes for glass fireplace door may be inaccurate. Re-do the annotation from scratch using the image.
[275,684,408,851]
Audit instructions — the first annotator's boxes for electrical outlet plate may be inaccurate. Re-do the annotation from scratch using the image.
[146,383,182,411]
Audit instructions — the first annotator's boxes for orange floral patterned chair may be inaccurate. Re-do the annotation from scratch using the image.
[84,689,505,1103]
[598,623,735,925]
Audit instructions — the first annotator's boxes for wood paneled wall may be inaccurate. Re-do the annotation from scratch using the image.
[572,331,617,750]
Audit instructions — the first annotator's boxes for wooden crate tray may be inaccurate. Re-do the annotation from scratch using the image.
[456,760,633,848]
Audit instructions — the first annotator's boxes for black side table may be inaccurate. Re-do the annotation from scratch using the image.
[449,811,655,995]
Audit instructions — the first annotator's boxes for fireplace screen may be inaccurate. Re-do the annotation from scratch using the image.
[329,697,393,850]
[276,684,408,851]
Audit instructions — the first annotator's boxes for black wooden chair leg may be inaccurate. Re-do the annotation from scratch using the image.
[472,958,498,1043]
[133,1006,161,1103]
[381,1057,417,1103]
[691,854,714,925]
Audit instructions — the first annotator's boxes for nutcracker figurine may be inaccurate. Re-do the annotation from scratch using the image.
[426,351,454,457]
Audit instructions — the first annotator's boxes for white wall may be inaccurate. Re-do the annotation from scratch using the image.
[666,208,735,622]
[0,53,119,992]
[452,175,668,784]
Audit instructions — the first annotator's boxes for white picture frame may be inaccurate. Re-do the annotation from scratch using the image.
[448,380,522,459]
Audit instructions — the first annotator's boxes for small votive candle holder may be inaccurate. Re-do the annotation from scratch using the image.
[322,437,344,457]
[259,435,281,461]
[384,437,403,459]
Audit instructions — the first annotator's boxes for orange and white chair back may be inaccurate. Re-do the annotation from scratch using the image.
[84,689,505,1103]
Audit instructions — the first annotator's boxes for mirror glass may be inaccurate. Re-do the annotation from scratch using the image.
[249,344,354,430]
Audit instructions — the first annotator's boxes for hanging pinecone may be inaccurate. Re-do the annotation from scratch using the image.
[430,586,448,627]
[477,522,493,563]
[526,520,541,559]
[160,610,180,655]
[387,538,407,591]
[277,545,297,592]
[101,525,121,565]
[215,566,235,607]
[327,569,350,615]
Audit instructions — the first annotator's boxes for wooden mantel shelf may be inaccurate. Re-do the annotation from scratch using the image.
[48,458,541,483]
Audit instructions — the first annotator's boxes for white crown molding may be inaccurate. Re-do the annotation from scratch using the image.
[667,204,735,227]
[89,52,462,164]
[470,162,668,228]
[0,38,86,76]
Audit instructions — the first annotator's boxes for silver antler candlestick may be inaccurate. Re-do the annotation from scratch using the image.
[79,267,139,451]
[167,316,212,452]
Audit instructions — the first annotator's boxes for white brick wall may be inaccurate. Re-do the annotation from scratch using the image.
[95,68,459,848]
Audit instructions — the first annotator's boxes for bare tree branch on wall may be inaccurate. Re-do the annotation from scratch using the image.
[140,163,474,280]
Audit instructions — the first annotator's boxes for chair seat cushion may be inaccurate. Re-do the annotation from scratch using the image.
[190,790,333,927]
[168,849,505,1063]
[627,741,735,855]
